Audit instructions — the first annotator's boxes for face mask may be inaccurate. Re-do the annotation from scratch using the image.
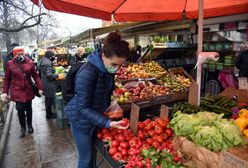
[50,56,55,61]
[16,55,25,62]
[106,65,118,74]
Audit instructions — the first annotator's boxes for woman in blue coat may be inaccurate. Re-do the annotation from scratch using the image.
[64,31,130,168]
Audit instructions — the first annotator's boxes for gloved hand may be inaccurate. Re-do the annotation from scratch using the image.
[38,90,43,96]
[110,120,129,130]
[1,93,8,102]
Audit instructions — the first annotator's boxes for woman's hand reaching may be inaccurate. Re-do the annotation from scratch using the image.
[110,120,129,130]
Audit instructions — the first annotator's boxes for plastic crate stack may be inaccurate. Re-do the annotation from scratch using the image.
[55,95,70,129]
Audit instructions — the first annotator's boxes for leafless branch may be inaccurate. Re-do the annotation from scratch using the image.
[0,13,47,32]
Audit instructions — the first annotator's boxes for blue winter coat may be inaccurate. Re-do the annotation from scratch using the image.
[64,51,113,133]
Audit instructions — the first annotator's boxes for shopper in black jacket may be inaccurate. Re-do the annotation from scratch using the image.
[40,51,62,119]
[236,42,248,77]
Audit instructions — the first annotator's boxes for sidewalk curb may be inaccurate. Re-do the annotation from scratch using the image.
[0,101,14,166]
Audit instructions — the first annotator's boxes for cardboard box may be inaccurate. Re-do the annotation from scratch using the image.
[173,136,248,168]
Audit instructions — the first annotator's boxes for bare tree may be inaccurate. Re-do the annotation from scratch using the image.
[0,0,58,52]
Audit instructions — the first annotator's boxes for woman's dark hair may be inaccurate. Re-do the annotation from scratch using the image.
[102,30,130,59]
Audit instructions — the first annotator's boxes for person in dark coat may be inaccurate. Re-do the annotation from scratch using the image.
[3,43,19,70]
[69,47,86,64]
[235,41,248,78]
[64,31,130,168]
[1,46,43,137]
[39,51,61,119]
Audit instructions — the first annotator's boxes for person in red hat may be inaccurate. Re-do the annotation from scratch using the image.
[1,46,43,138]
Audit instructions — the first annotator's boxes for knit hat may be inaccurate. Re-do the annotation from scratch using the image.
[13,46,25,57]
[45,50,55,58]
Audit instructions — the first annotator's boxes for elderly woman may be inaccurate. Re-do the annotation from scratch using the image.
[70,47,86,64]
[1,46,43,137]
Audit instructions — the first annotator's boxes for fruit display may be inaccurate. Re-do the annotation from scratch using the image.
[235,109,248,138]
[116,64,151,80]
[38,48,46,56]
[97,118,184,167]
[174,75,191,87]
[54,47,67,55]
[113,81,170,104]
[142,61,167,78]
[200,95,237,118]
[169,111,244,152]
[158,74,186,92]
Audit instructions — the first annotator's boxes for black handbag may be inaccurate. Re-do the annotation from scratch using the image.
[14,61,41,97]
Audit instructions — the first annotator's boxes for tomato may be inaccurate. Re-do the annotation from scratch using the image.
[103,134,113,141]
[152,140,160,149]
[161,133,168,141]
[144,125,152,131]
[112,152,122,161]
[123,129,132,136]
[134,148,141,155]
[146,138,154,145]
[117,146,122,151]
[97,132,102,139]
[155,125,163,135]
[167,144,174,151]
[138,122,145,130]
[143,119,151,125]
[164,117,170,123]
[129,138,138,148]
[101,128,109,135]
[173,156,181,162]
[111,140,120,147]
[138,131,145,140]
[120,118,129,127]
[148,130,155,137]
[125,135,132,141]
[116,135,125,142]
[109,147,117,155]
[137,161,144,168]
[156,135,164,143]
[165,128,173,137]
[121,148,128,157]
[120,142,129,149]
[117,129,124,134]
[128,148,136,156]
[158,119,167,128]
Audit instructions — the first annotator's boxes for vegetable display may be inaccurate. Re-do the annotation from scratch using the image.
[97,118,183,167]
[235,109,248,138]
[169,111,244,152]
[200,95,237,118]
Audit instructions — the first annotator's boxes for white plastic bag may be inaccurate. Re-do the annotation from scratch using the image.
[104,101,123,119]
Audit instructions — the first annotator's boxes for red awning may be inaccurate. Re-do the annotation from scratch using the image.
[31,0,248,21]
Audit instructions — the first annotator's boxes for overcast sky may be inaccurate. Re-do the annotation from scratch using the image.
[52,11,103,37]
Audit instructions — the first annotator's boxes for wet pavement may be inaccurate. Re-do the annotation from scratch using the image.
[1,97,110,168]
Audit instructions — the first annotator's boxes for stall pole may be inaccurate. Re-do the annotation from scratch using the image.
[196,0,204,105]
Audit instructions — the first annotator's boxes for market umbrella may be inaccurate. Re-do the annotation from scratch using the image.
[32,0,248,21]
[31,0,248,104]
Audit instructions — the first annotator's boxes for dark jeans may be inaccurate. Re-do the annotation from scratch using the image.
[71,124,93,168]
[45,96,55,117]
[16,101,32,129]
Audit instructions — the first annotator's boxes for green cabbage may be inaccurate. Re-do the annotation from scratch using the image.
[169,111,244,151]
[215,119,243,147]
[191,125,223,152]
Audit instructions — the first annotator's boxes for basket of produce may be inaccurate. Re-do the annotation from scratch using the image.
[142,61,167,78]
[168,67,195,88]
[157,73,186,93]
[116,64,151,81]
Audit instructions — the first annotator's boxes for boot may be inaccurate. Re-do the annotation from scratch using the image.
[28,125,34,134]
[20,127,26,138]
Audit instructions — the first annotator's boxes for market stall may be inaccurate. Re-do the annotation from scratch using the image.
[94,87,248,168]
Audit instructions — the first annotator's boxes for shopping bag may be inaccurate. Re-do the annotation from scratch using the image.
[104,101,123,119]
